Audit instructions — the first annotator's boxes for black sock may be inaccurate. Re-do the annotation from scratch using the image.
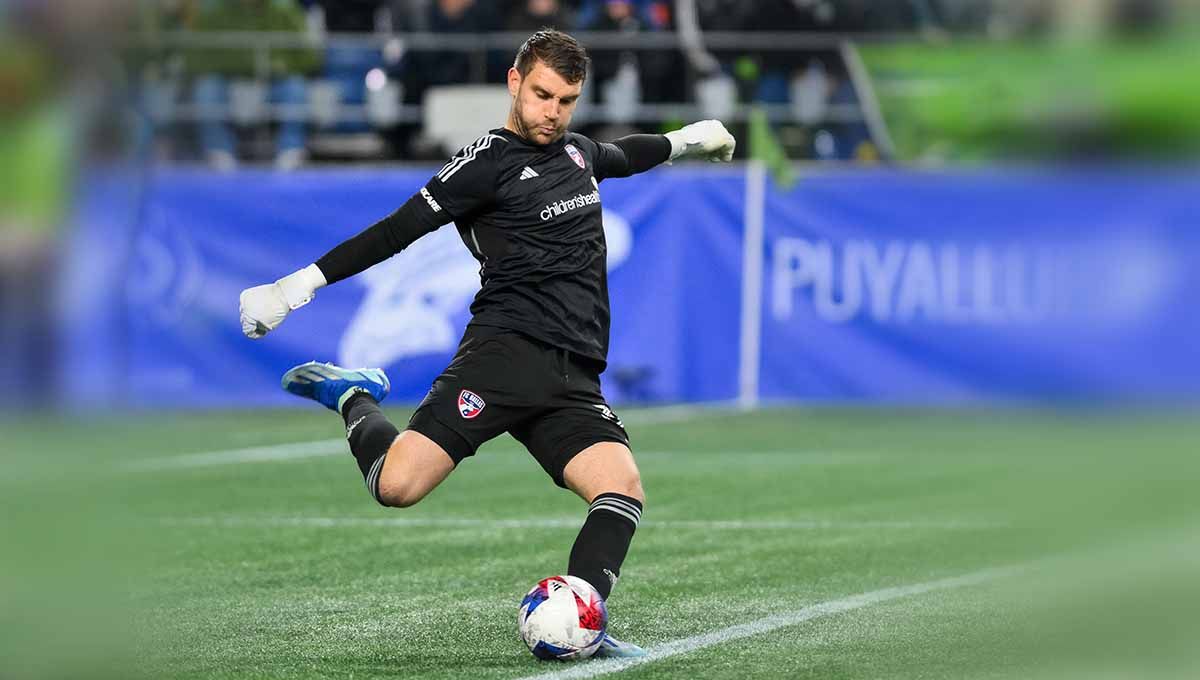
[341,392,399,505]
[568,493,643,600]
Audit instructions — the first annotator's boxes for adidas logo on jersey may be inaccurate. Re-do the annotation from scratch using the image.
[519,166,540,180]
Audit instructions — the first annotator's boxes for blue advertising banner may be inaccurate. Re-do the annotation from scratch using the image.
[62,166,1199,407]
[758,169,1200,402]
[64,167,744,407]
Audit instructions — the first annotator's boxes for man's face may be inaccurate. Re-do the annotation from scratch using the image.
[438,0,474,19]
[605,0,633,20]
[508,60,583,146]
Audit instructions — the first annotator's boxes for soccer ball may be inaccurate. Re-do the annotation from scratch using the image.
[518,575,607,660]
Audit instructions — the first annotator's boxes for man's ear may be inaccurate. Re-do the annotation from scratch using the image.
[507,67,522,98]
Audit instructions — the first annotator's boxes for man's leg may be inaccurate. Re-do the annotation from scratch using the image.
[512,371,643,604]
[341,393,455,507]
[513,402,647,658]
[561,442,645,600]
[282,361,455,507]
[560,441,648,658]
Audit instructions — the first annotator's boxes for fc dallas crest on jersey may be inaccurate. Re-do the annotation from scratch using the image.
[564,144,586,169]
[458,389,486,419]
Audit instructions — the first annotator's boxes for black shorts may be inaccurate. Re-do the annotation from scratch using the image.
[407,325,630,487]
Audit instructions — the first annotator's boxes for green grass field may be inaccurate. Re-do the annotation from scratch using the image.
[4,406,1199,679]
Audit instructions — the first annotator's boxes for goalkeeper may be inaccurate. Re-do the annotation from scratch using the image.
[239,29,735,658]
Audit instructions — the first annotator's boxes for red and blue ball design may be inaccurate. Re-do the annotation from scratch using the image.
[518,575,607,660]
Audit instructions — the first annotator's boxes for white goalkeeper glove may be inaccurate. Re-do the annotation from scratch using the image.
[239,264,327,339]
[664,119,736,163]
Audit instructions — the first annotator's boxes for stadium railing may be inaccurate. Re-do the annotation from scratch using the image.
[132,30,902,128]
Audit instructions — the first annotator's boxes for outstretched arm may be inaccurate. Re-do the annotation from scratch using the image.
[594,120,736,180]
[314,190,449,285]
[596,134,673,179]
[239,190,451,339]
[240,134,501,340]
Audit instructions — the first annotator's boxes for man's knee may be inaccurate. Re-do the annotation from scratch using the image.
[372,432,455,508]
[376,475,427,508]
[599,469,645,504]
[564,442,647,504]
[626,474,647,504]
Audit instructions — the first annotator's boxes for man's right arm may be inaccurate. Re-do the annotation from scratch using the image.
[314,188,450,285]
[239,188,451,339]
[240,136,501,340]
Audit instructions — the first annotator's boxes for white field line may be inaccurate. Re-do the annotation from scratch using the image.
[516,565,1022,680]
[123,404,743,472]
[125,442,875,472]
[157,516,1007,531]
[124,444,870,472]
[122,438,348,471]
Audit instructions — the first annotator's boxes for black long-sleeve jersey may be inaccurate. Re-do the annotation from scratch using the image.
[316,128,671,367]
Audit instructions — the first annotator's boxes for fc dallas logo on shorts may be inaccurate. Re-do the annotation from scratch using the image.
[564,144,586,169]
[458,389,486,419]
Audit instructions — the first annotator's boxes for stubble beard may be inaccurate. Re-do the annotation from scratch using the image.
[511,97,564,146]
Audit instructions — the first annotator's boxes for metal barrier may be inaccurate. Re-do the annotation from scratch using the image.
[135,30,899,129]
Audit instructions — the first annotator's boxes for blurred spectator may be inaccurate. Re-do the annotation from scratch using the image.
[306,0,386,32]
[508,0,575,32]
[186,0,322,170]
[694,0,742,28]
[576,0,669,29]
[402,0,500,103]
[581,1,636,85]
[735,0,832,32]
[692,0,749,74]
[825,0,939,32]
[733,0,832,104]
[926,0,993,32]
[579,0,681,106]
[306,0,388,141]
[130,0,198,159]
[0,24,72,408]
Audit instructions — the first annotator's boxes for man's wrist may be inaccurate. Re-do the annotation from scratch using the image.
[664,120,736,163]
[276,264,327,309]
[664,130,689,161]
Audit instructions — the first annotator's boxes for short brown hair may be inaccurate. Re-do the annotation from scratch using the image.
[513,29,590,84]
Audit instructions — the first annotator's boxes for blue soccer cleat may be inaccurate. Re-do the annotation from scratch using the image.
[281,361,390,413]
[592,633,647,659]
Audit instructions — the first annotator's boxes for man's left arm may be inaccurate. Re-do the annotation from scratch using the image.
[593,135,671,180]
[591,120,736,180]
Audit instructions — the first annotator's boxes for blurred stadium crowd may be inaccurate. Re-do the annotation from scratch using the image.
[128,0,945,168]
[124,0,1191,168]
[3,0,1192,173]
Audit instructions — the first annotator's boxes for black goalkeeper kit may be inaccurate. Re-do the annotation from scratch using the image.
[318,127,669,598]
